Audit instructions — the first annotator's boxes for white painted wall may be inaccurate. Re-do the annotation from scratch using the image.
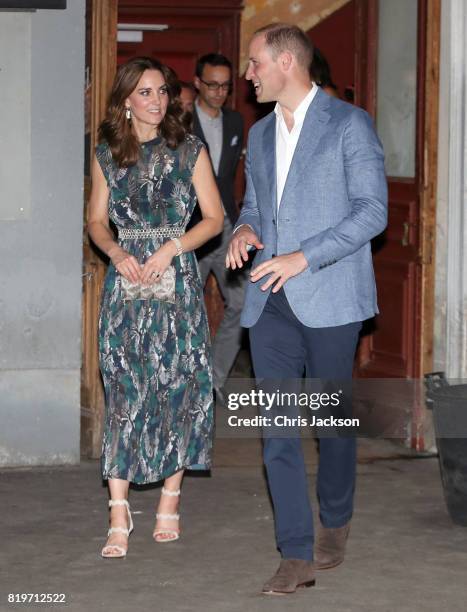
[0,2,85,465]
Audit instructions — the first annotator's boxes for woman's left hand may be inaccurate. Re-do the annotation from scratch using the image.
[141,240,177,285]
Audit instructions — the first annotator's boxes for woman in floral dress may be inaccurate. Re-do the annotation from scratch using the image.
[87,57,223,558]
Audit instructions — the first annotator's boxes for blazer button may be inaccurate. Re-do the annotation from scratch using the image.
[272,219,276,225]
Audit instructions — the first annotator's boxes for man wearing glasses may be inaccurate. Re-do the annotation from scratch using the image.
[191,53,245,404]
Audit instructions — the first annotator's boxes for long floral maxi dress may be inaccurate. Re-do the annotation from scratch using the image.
[96,134,213,484]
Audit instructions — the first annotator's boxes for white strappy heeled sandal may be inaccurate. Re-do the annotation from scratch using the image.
[153,487,180,543]
[101,499,134,559]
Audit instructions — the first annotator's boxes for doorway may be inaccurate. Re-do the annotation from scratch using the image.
[81,0,243,458]
[81,0,440,456]
[307,0,438,381]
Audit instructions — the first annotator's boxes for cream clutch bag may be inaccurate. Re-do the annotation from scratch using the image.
[120,266,176,303]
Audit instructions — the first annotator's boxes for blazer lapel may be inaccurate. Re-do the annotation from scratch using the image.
[262,113,277,219]
[192,107,208,150]
[278,89,331,210]
[217,112,232,177]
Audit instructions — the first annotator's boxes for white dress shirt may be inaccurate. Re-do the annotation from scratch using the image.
[275,83,318,210]
[234,83,318,239]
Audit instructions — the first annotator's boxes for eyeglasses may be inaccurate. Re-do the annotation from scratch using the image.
[199,78,232,92]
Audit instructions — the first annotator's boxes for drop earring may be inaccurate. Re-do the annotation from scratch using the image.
[125,107,131,120]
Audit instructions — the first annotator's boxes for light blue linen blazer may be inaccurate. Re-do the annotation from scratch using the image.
[235,88,388,328]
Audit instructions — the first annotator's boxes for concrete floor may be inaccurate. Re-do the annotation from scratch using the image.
[2,438,467,612]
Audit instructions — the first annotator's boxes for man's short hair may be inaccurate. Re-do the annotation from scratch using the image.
[179,81,196,92]
[253,23,313,70]
[195,53,232,78]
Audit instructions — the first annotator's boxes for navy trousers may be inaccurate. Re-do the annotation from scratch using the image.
[249,288,361,561]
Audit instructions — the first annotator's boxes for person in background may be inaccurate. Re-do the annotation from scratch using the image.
[343,85,355,104]
[191,53,245,404]
[179,81,196,113]
[310,47,339,98]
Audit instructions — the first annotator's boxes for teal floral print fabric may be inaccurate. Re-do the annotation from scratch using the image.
[95,134,213,484]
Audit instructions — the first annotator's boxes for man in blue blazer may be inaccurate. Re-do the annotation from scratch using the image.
[227,23,387,595]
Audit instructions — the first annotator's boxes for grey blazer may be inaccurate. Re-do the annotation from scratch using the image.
[235,88,388,328]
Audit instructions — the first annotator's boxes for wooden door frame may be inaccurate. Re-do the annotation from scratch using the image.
[354,0,440,379]
[90,1,118,154]
[81,0,117,458]
[418,0,440,377]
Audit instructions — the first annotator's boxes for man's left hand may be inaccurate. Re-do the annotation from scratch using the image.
[250,251,308,292]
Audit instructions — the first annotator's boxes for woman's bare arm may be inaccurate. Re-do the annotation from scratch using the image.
[180,146,224,251]
[87,156,141,283]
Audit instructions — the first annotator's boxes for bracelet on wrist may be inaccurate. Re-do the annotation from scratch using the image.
[171,237,183,256]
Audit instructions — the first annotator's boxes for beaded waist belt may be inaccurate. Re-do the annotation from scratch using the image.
[118,227,185,240]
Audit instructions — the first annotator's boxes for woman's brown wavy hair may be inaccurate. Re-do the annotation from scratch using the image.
[98,57,186,167]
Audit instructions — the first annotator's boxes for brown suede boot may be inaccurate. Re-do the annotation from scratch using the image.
[262,559,315,595]
[313,521,351,570]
